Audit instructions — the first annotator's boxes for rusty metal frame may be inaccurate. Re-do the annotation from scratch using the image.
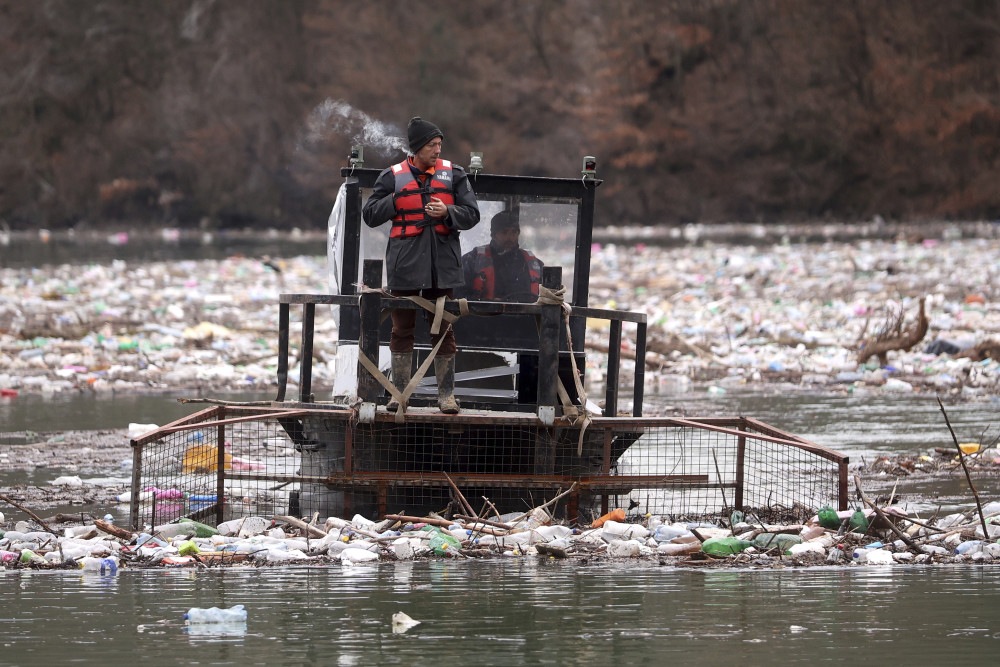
[130,406,849,529]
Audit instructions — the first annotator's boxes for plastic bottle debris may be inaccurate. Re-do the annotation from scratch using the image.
[591,508,626,528]
[752,533,803,553]
[652,524,695,543]
[701,537,753,556]
[955,540,985,555]
[849,508,869,533]
[50,476,83,487]
[177,541,200,556]
[391,611,420,634]
[341,547,379,563]
[601,520,650,541]
[427,529,462,556]
[852,548,893,565]
[80,556,119,574]
[185,605,247,624]
[152,522,198,540]
[178,518,220,538]
[657,542,702,556]
[817,506,841,530]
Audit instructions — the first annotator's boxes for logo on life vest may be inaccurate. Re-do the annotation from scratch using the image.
[435,171,452,182]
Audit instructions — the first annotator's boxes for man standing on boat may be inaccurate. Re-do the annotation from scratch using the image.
[362,117,480,414]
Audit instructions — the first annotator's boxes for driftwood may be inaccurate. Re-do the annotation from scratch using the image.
[853,475,921,552]
[94,519,134,541]
[273,514,328,538]
[0,492,55,534]
[442,471,478,519]
[937,396,991,541]
[536,543,569,558]
[957,338,1000,362]
[857,297,928,365]
[586,332,726,369]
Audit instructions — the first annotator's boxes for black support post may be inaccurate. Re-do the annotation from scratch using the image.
[633,321,646,417]
[605,319,621,417]
[275,303,289,402]
[300,303,315,403]
[537,267,562,417]
[357,259,383,404]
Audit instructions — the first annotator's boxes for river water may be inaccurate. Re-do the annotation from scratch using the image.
[4,560,1000,664]
[4,389,1000,664]
[5,236,1000,664]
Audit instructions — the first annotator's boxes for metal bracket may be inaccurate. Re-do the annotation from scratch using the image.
[537,405,555,426]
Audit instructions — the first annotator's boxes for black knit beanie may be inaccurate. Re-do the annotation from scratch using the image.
[407,117,443,153]
[490,210,520,234]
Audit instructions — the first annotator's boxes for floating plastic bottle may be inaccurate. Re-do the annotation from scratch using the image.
[184,605,247,624]
[955,540,984,555]
[849,508,869,533]
[657,542,702,556]
[428,530,462,556]
[701,537,753,556]
[177,540,200,556]
[751,533,803,553]
[152,522,198,540]
[178,518,220,538]
[80,556,118,574]
[817,506,841,530]
[20,549,47,565]
[591,508,625,528]
[653,524,694,543]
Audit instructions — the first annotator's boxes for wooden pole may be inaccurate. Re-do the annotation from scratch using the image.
[852,475,921,552]
[937,395,991,541]
[442,471,477,519]
[0,492,55,534]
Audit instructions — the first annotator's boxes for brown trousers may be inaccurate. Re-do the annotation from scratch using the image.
[388,288,457,355]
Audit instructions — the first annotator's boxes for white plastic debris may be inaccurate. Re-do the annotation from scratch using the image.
[340,547,379,563]
[391,611,420,634]
[49,476,83,487]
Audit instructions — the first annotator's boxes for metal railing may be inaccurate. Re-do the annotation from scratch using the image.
[276,260,647,418]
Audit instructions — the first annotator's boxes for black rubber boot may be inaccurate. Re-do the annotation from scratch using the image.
[434,355,460,414]
[386,352,413,412]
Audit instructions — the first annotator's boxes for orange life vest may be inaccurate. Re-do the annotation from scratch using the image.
[390,159,455,238]
[469,245,542,300]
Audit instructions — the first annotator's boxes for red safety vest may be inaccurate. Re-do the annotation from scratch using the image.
[469,245,542,300]
[390,159,455,238]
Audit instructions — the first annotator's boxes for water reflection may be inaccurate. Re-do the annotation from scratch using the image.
[4,562,1000,663]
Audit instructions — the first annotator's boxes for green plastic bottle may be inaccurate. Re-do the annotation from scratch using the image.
[751,533,803,553]
[179,517,220,538]
[849,508,869,533]
[428,531,462,556]
[701,536,753,556]
[817,506,841,530]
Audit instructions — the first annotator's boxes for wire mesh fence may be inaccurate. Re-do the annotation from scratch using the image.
[129,408,848,530]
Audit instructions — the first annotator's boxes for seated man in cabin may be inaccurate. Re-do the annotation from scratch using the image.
[460,209,543,303]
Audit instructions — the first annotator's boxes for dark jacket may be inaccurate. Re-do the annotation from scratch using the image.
[362,159,480,290]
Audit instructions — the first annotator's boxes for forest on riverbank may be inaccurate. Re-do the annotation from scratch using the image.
[2,0,999,230]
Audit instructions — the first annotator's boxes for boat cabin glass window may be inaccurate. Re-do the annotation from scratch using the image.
[357,190,578,303]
